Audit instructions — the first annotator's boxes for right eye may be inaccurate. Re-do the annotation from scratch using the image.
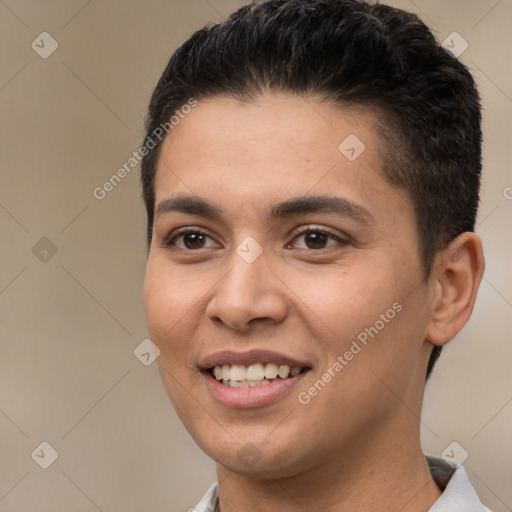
[161,227,221,251]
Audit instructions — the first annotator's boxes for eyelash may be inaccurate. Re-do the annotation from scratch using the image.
[160,225,348,251]
[288,226,349,250]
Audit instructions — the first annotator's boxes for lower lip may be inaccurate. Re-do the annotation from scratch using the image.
[202,370,309,408]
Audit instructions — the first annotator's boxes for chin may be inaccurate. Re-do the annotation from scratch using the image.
[216,452,307,480]
[196,429,314,480]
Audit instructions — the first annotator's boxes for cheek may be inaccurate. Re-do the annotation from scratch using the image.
[297,256,427,401]
[143,258,202,364]
[292,261,403,349]
[143,260,207,422]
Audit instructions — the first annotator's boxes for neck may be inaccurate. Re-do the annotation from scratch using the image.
[215,426,441,512]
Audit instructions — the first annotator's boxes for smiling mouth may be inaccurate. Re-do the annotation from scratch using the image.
[210,363,309,388]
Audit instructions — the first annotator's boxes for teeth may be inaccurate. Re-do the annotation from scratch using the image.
[278,365,290,379]
[212,363,304,385]
[228,379,271,388]
[264,363,278,379]
[290,366,301,377]
[230,364,246,381]
[228,380,249,388]
[246,363,265,381]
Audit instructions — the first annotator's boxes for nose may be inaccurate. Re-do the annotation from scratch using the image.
[205,251,288,332]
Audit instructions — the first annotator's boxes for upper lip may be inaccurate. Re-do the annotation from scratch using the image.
[200,349,311,370]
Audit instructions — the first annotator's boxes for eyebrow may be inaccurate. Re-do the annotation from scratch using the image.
[155,194,374,224]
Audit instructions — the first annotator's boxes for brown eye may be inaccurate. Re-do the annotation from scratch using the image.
[290,227,348,251]
[304,231,329,249]
[163,228,218,250]
[182,232,206,249]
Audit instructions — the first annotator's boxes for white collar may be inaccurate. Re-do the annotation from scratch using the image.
[192,457,491,511]
[426,456,491,511]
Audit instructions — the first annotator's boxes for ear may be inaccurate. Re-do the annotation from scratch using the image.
[425,232,485,346]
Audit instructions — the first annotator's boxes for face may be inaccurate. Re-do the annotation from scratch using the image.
[144,93,435,478]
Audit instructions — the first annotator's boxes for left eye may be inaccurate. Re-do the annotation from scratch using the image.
[289,229,346,250]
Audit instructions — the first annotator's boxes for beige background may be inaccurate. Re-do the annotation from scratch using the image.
[0,0,511,511]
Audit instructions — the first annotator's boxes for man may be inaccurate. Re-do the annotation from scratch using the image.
[140,0,490,510]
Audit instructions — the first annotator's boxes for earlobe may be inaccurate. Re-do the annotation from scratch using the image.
[425,232,485,346]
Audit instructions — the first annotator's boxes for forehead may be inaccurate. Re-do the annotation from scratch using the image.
[157,94,380,172]
[153,93,412,228]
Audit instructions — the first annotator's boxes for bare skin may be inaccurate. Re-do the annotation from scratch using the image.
[143,93,484,511]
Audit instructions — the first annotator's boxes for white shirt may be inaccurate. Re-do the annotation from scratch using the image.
[191,456,491,511]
